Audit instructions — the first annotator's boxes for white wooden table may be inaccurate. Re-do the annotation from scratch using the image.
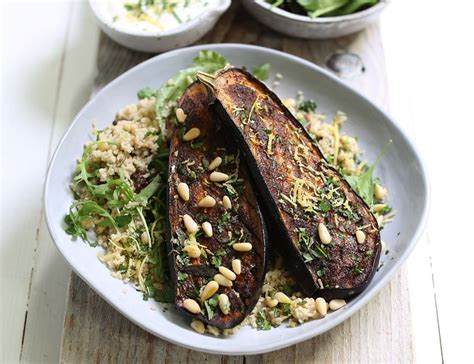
[2,0,473,362]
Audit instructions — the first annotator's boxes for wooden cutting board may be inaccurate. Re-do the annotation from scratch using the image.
[60,3,412,362]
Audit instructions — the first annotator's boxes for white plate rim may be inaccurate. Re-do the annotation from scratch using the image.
[44,43,430,355]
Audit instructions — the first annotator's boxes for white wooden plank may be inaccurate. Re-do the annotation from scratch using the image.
[380,4,443,362]
[1,2,72,362]
[381,0,474,362]
[19,1,100,362]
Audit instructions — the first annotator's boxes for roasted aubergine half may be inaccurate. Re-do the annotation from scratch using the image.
[166,82,268,329]
[199,68,382,300]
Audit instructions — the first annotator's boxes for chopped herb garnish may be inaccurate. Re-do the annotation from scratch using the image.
[204,294,219,320]
[298,99,317,112]
[177,271,188,282]
[319,201,332,212]
[280,303,291,316]
[256,310,272,330]
[298,227,328,263]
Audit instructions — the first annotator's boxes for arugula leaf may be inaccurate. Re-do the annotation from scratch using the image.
[193,50,227,70]
[154,50,227,138]
[137,174,162,203]
[115,214,132,227]
[333,0,378,16]
[344,140,391,206]
[297,0,349,17]
[252,63,271,81]
[137,87,155,100]
[78,201,117,229]
[64,209,89,242]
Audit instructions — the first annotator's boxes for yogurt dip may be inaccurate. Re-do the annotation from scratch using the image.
[107,0,217,33]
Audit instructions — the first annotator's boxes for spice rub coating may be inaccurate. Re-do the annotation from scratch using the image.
[206,68,381,299]
[167,82,267,328]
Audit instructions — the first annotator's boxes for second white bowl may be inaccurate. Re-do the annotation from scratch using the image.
[89,0,231,53]
[243,0,389,39]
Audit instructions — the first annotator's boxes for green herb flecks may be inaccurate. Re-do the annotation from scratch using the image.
[297,227,328,263]
[204,294,219,320]
[256,310,272,330]
[298,99,317,112]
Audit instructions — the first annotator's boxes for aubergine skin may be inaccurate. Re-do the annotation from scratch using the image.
[205,68,382,300]
[166,82,267,329]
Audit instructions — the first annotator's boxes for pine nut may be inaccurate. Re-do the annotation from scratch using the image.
[274,292,292,304]
[214,274,233,287]
[218,294,230,315]
[175,107,187,123]
[222,196,232,209]
[183,244,201,258]
[209,171,229,182]
[219,266,236,281]
[183,298,201,314]
[381,239,386,252]
[264,296,279,308]
[208,157,222,171]
[177,182,189,201]
[140,231,149,244]
[373,203,386,213]
[198,195,216,208]
[315,297,328,316]
[183,127,200,141]
[97,141,108,151]
[231,259,241,275]
[329,299,346,311]
[374,183,386,200]
[356,230,366,244]
[200,280,219,301]
[182,214,198,234]
[232,242,252,252]
[318,223,332,244]
[202,222,213,237]
[190,319,205,334]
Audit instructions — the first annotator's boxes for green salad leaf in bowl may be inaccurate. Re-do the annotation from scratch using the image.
[267,0,379,18]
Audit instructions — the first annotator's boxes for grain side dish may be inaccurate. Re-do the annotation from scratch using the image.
[64,51,394,336]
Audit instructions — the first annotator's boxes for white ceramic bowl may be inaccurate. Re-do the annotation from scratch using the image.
[243,0,389,39]
[89,0,231,53]
[44,44,429,355]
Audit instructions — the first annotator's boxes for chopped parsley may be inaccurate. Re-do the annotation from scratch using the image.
[256,310,272,330]
[298,227,328,263]
[204,294,219,320]
[298,99,317,112]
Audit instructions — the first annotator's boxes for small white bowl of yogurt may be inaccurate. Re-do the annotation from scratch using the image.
[89,0,231,53]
